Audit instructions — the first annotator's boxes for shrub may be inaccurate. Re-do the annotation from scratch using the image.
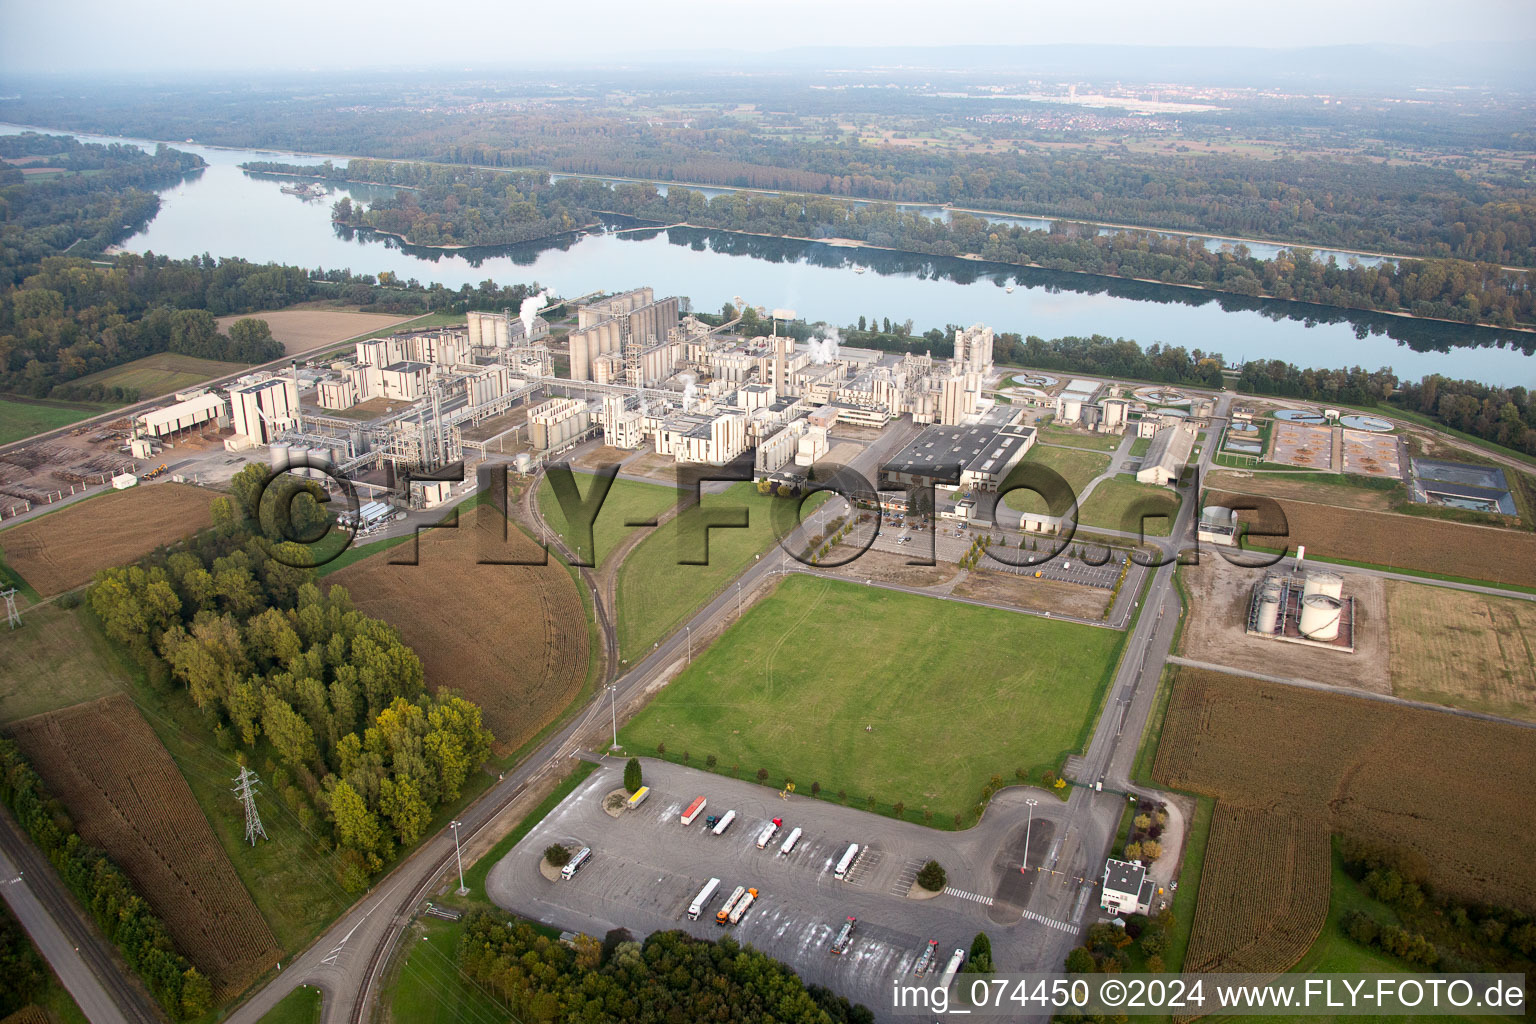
[544,843,571,867]
[916,860,947,892]
[623,757,642,794]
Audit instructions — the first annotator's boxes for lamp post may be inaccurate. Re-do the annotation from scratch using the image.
[450,820,468,895]
[609,684,619,750]
[736,581,742,619]
[1022,798,1038,874]
[686,625,692,663]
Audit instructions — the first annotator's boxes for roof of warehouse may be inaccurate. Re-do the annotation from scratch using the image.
[885,422,1034,478]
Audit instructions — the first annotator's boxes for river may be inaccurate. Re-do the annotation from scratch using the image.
[5,123,1532,388]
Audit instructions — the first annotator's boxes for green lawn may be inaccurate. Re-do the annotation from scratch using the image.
[0,604,129,725]
[70,352,248,398]
[0,395,110,444]
[1078,476,1181,536]
[1129,437,1151,458]
[257,985,323,1024]
[1036,424,1124,451]
[620,575,1123,824]
[382,917,506,1024]
[1003,446,1111,515]
[616,483,824,661]
[536,471,680,567]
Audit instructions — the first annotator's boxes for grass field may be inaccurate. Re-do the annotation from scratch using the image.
[0,604,128,723]
[257,985,322,1024]
[0,483,214,597]
[7,694,281,997]
[536,471,680,566]
[382,917,505,1024]
[1205,470,1403,513]
[616,483,825,661]
[1129,437,1151,457]
[332,503,590,755]
[0,395,109,445]
[214,309,416,356]
[1002,446,1110,515]
[620,575,1123,823]
[1385,581,1536,721]
[1078,476,1181,536]
[1036,424,1123,451]
[69,352,247,398]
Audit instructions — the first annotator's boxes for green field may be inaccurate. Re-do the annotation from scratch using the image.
[1079,476,1182,536]
[0,395,109,444]
[257,985,323,1024]
[1129,437,1152,457]
[537,471,680,566]
[382,917,505,1024]
[1003,446,1112,515]
[620,575,1123,823]
[70,352,248,398]
[616,483,825,661]
[0,604,129,725]
[1036,424,1124,451]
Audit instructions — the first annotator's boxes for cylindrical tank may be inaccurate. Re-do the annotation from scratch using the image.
[467,312,484,348]
[1257,594,1280,634]
[1063,398,1082,422]
[1303,571,1344,601]
[268,440,291,470]
[493,316,508,348]
[513,452,533,474]
[570,330,591,382]
[1299,594,1342,642]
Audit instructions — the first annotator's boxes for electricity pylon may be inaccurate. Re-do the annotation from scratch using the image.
[232,766,269,846]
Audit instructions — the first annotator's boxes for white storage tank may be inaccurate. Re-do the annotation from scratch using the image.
[513,452,533,474]
[268,441,292,471]
[1256,593,1281,634]
[1303,571,1344,601]
[1299,594,1342,642]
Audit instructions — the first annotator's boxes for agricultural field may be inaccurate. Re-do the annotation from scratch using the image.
[5,695,281,997]
[1153,666,1536,979]
[1178,558,1391,694]
[0,396,110,445]
[0,483,214,597]
[0,604,127,723]
[214,309,417,355]
[1003,445,1111,515]
[1078,476,1181,536]
[68,352,247,399]
[620,574,1123,823]
[1385,581,1536,722]
[332,502,590,755]
[617,483,823,660]
[536,471,680,567]
[1205,469,1402,512]
[1207,489,1536,588]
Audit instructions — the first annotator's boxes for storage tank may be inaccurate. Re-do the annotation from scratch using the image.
[513,452,533,474]
[570,329,591,382]
[602,318,621,355]
[1256,592,1281,634]
[268,440,292,471]
[467,312,484,348]
[1303,571,1344,601]
[308,445,334,480]
[1299,594,1342,642]
[493,316,509,348]
[1063,398,1083,423]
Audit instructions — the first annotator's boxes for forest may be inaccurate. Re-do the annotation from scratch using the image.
[84,466,495,889]
[457,910,874,1024]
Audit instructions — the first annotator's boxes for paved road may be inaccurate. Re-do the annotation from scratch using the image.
[0,809,159,1024]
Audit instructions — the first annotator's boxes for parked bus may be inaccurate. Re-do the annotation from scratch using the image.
[716,885,747,925]
[830,916,857,954]
[712,809,737,836]
[560,846,592,880]
[834,842,860,879]
[681,795,707,825]
[778,827,803,856]
[938,948,966,990]
[755,818,782,849]
[687,878,721,920]
[625,786,650,810]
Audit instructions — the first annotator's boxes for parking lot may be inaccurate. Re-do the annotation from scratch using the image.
[865,523,1127,591]
[488,760,1105,1019]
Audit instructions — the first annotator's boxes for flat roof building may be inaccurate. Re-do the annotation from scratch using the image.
[1101,858,1157,916]
[884,422,1035,491]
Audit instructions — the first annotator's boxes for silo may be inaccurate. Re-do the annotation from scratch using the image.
[1064,398,1082,423]
[1303,571,1344,601]
[309,445,334,479]
[1299,595,1342,642]
[467,312,484,348]
[269,440,292,471]
[570,329,592,381]
[601,318,620,355]
[513,452,533,474]
[1256,592,1281,634]
[493,315,509,348]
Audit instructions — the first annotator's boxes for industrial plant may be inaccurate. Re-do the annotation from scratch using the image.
[1244,554,1357,653]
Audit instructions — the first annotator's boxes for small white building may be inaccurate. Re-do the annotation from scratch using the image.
[1101,858,1156,916]
[1197,505,1238,547]
[1136,423,1196,487]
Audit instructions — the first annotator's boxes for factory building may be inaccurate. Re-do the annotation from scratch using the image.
[952,323,994,375]
[567,292,682,384]
[755,419,810,478]
[379,361,431,402]
[1136,423,1196,486]
[317,379,357,411]
[655,410,748,465]
[230,377,299,445]
[601,394,648,450]
[466,365,511,408]
[884,419,1035,491]
[466,309,549,348]
[137,391,225,438]
[527,397,592,452]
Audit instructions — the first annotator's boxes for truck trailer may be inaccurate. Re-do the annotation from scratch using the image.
[681,795,707,825]
[716,885,747,925]
[728,887,758,925]
[778,826,803,856]
[834,842,860,879]
[687,878,721,920]
[755,818,782,849]
[830,916,857,954]
[938,948,966,990]
[711,809,737,836]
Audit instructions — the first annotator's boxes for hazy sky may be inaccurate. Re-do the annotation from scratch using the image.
[2,0,1534,75]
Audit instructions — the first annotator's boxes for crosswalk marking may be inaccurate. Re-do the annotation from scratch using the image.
[1022,908,1078,934]
[943,886,995,906]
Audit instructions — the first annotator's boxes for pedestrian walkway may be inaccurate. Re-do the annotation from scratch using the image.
[943,886,995,907]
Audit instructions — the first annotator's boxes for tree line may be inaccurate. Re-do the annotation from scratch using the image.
[458,910,874,1024]
[85,466,494,889]
[0,739,214,1019]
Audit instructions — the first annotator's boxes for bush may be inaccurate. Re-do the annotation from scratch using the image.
[916,860,947,892]
[544,843,571,867]
[623,757,642,794]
